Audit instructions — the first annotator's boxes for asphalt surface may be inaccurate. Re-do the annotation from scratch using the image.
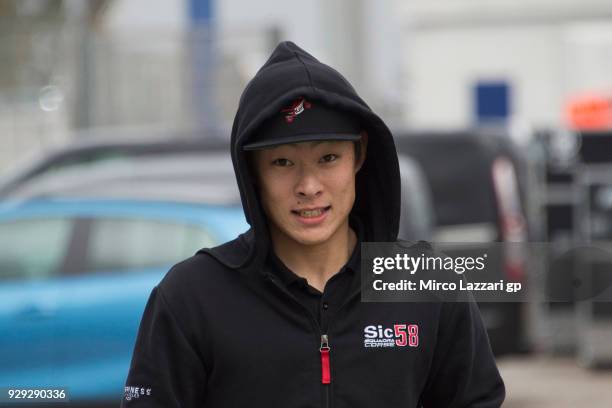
[498,356,612,407]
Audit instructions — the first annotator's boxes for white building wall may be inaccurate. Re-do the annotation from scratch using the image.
[403,25,564,129]
[562,21,612,95]
[400,0,612,130]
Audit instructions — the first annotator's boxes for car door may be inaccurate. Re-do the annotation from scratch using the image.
[0,216,75,388]
[52,213,218,401]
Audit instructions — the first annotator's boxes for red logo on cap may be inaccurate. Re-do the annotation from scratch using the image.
[281,97,312,123]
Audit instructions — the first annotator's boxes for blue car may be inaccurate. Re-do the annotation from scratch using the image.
[0,199,248,404]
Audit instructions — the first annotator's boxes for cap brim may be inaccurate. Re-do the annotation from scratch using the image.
[242,133,361,151]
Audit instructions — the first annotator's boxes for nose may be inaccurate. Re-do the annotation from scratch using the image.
[294,166,323,199]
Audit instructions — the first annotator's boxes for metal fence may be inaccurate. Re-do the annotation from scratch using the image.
[0,21,279,172]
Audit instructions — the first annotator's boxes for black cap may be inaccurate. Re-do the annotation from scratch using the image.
[242,97,362,151]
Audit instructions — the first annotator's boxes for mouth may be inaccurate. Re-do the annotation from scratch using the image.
[291,205,332,218]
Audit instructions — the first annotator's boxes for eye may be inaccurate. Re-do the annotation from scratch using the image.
[320,154,339,163]
[272,158,293,167]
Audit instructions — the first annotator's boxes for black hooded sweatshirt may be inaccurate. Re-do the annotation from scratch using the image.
[121,41,505,408]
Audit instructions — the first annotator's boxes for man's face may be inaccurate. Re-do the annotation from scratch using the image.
[252,138,366,247]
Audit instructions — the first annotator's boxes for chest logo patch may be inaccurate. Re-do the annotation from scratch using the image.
[363,324,419,348]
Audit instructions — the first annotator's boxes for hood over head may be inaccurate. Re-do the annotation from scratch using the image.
[203,41,401,271]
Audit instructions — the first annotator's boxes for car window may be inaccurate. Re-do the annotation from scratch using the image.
[85,218,217,272]
[0,218,73,281]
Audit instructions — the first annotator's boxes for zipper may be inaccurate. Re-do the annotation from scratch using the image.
[320,334,331,384]
[320,334,331,408]
[266,274,333,407]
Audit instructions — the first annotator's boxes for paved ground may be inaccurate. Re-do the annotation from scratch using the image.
[498,355,612,407]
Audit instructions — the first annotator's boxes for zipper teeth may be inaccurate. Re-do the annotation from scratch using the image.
[266,276,322,340]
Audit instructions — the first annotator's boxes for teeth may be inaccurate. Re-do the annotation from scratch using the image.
[299,208,323,217]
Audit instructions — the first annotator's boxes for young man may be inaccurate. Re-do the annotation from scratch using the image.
[122,41,505,407]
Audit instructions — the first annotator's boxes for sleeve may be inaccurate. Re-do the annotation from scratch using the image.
[121,285,207,407]
[419,298,506,408]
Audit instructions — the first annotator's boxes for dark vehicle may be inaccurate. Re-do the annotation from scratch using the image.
[394,128,529,356]
[0,129,229,198]
[3,146,239,205]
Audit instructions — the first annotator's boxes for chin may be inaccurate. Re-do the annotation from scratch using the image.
[288,228,334,246]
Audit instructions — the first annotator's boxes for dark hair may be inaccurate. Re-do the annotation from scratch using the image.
[353,140,362,164]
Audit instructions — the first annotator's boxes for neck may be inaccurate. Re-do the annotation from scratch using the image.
[270,219,357,292]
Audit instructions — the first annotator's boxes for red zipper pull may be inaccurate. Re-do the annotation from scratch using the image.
[320,334,331,384]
